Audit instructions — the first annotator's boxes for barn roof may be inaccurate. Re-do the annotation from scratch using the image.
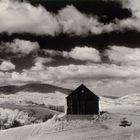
[66,84,99,100]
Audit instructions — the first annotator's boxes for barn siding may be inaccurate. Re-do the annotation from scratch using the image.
[66,84,99,115]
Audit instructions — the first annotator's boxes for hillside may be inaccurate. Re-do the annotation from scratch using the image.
[0,83,71,95]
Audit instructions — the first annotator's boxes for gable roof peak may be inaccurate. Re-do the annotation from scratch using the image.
[67,84,99,99]
[79,84,86,87]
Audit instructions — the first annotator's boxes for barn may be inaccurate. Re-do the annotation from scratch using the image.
[66,84,99,115]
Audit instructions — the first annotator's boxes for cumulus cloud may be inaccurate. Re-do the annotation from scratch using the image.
[1,45,140,86]
[117,17,140,32]
[11,71,35,82]
[0,0,60,36]
[113,0,140,32]
[63,46,101,62]
[57,5,105,35]
[56,2,140,34]
[123,0,140,18]
[31,57,55,71]
[1,62,139,97]
[1,60,140,95]
[0,39,40,55]
[9,63,140,85]
[0,61,15,71]
[0,0,122,36]
[106,46,140,66]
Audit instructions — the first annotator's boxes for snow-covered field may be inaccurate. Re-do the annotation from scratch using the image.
[0,112,140,140]
[0,91,140,140]
[0,91,140,114]
[0,91,67,107]
[100,94,140,114]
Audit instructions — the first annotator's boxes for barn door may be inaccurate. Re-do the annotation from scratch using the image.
[71,99,82,114]
[79,100,86,114]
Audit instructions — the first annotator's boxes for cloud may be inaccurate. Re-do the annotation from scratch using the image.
[0,0,120,36]
[123,0,140,18]
[63,46,101,62]
[0,39,40,55]
[3,62,140,97]
[4,45,140,94]
[57,3,140,35]
[112,0,140,32]
[0,61,15,71]
[0,0,60,36]
[57,5,105,35]
[35,57,54,64]
[1,58,140,96]
[11,71,36,82]
[117,17,140,32]
[106,46,140,66]
[101,0,140,33]
[43,49,62,57]
[31,57,55,71]
[10,63,140,85]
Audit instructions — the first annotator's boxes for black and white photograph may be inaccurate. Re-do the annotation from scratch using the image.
[0,0,140,139]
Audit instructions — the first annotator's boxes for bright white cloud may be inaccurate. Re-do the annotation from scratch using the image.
[0,39,40,55]
[3,63,140,96]
[1,61,140,96]
[9,64,140,84]
[113,0,140,32]
[0,0,60,36]
[0,0,112,36]
[123,0,140,18]
[11,71,35,82]
[1,45,140,96]
[57,5,105,35]
[31,57,54,71]
[0,0,138,36]
[118,17,140,32]
[63,46,101,62]
[0,61,15,71]
[106,46,140,66]
[57,2,140,34]
[57,5,116,35]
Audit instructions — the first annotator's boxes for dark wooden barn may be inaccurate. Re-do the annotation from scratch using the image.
[66,84,99,115]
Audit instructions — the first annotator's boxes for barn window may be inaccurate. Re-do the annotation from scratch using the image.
[81,90,84,93]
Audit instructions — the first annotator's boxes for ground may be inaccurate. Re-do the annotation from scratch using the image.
[0,91,140,140]
[0,112,140,140]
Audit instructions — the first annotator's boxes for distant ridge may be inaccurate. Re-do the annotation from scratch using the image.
[0,83,72,95]
[21,0,100,2]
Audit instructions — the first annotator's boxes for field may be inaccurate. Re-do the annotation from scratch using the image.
[0,84,140,139]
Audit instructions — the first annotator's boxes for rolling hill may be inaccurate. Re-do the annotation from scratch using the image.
[0,83,72,95]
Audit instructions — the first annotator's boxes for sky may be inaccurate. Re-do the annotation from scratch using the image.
[0,0,140,96]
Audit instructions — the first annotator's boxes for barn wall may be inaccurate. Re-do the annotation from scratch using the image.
[66,84,99,115]
[67,98,99,115]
